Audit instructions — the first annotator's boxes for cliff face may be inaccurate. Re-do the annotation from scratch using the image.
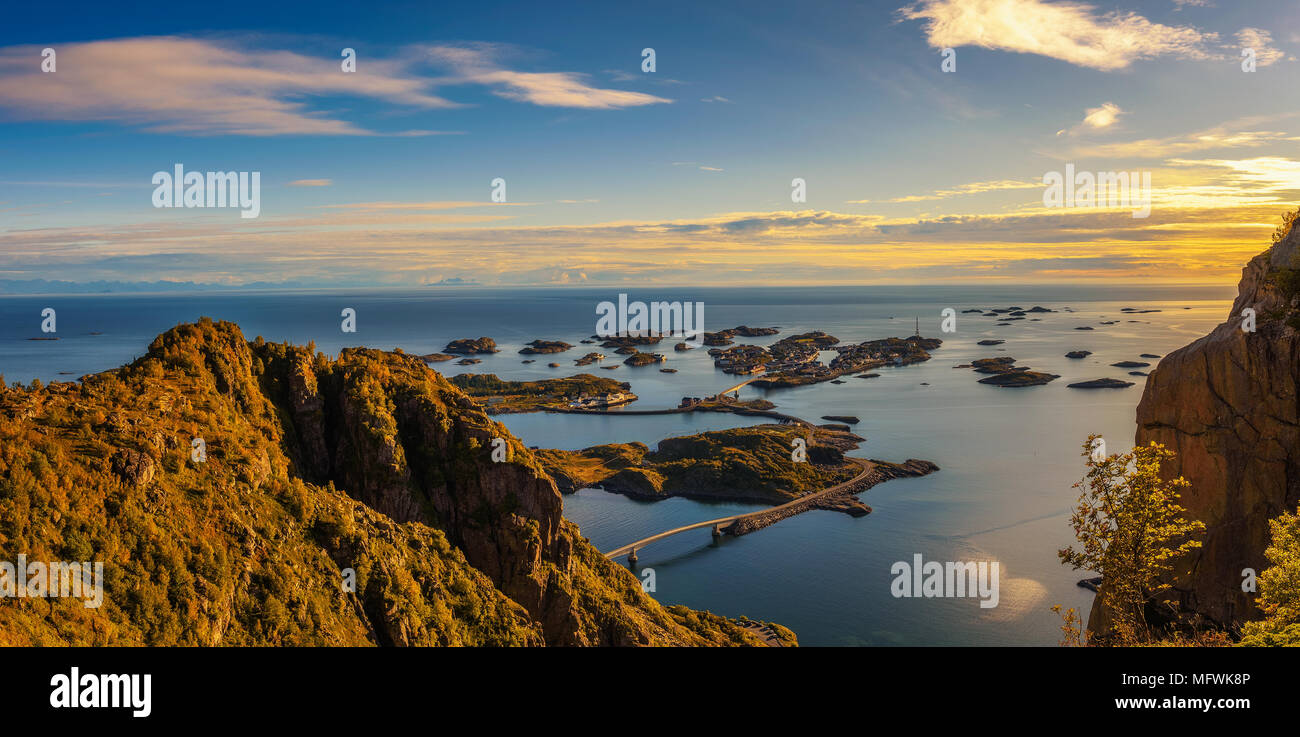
[1127,222,1300,627]
[0,320,785,646]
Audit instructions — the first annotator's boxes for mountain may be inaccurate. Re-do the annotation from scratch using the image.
[1114,215,1300,630]
[0,319,791,646]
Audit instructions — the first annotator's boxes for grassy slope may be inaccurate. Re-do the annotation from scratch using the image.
[0,319,787,646]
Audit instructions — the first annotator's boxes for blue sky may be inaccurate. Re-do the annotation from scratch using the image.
[1,0,1298,288]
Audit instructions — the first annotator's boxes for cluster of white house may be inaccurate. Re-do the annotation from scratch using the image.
[567,391,635,409]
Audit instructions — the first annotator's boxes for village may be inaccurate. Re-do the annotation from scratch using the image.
[567,391,637,409]
[706,330,942,387]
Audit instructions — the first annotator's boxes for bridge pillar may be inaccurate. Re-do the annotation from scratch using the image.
[712,524,722,539]
[628,548,637,565]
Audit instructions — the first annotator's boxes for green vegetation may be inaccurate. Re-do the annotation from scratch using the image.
[0,321,538,645]
[1264,207,1300,329]
[450,372,631,413]
[1271,205,1299,247]
[538,425,858,503]
[0,319,787,646]
[1057,435,1205,646]
[1239,507,1300,646]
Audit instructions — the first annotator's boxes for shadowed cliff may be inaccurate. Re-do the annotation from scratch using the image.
[1099,213,1300,632]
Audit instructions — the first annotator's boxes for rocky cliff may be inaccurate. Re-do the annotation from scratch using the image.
[1123,216,1300,629]
[0,319,790,646]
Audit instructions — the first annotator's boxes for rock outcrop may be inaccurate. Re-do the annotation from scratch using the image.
[1112,216,1300,630]
[0,320,783,646]
[443,337,498,354]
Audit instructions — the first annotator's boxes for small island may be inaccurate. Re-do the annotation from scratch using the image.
[444,337,499,354]
[623,352,665,367]
[969,356,1059,387]
[1067,378,1135,389]
[703,325,781,346]
[519,340,573,355]
[978,370,1059,387]
[450,373,636,414]
[714,333,940,388]
[537,424,939,523]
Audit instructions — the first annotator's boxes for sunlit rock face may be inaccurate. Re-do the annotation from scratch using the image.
[1112,223,1300,630]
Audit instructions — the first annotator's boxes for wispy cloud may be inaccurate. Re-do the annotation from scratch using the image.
[1057,102,1125,136]
[288,179,333,187]
[672,161,725,172]
[0,36,668,136]
[1236,28,1288,67]
[317,200,535,211]
[0,37,457,136]
[9,199,1288,286]
[426,44,671,109]
[849,179,1042,204]
[898,0,1217,71]
[1166,156,1300,195]
[1061,115,1300,158]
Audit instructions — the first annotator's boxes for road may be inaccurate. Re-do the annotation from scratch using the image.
[603,458,872,560]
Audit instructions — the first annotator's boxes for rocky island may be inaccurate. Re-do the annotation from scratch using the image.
[519,340,573,355]
[450,372,636,414]
[713,333,941,388]
[537,424,937,520]
[444,336,499,354]
[1067,378,1134,389]
[623,352,666,367]
[968,356,1058,387]
[703,325,781,346]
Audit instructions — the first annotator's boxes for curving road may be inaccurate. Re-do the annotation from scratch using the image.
[604,458,872,560]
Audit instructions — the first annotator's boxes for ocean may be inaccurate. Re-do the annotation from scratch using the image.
[0,284,1234,645]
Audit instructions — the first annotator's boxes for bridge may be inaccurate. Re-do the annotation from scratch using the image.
[712,372,766,399]
[604,458,873,563]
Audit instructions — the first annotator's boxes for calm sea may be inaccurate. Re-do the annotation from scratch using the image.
[0,285,1234,645]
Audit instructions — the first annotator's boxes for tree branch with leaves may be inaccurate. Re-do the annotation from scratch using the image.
[1057,435,1205,645]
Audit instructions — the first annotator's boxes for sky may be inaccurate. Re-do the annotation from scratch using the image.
[0,0,1298,290]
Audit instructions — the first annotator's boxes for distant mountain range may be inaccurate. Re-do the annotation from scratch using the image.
[0,278,485,295]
